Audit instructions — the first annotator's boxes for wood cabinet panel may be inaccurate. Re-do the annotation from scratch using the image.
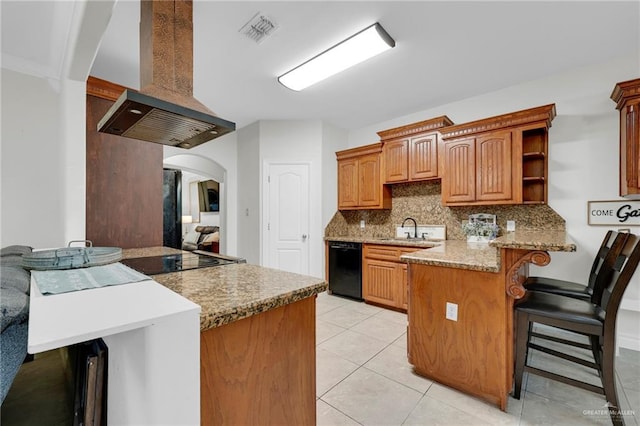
[440,104,555,206]
[378,116,453,184]
[383,139,409,182]
[612,78,640,198]
[336,143,391,210]
[363,259,400,307]
[442,138,476,203]
[408,263,508,409]
[476,131,512,201]
[358,153,383,207]
[337,158,359,208]
[363,244,420,311]
[201,297,316,425]
[410,134,438,180]
[86,77,163,249]
[401,264,408,311]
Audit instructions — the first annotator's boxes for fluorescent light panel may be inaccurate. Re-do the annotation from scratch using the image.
[278,23,395,91]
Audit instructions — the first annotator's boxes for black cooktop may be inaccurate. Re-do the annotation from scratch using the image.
[121,253,235,276]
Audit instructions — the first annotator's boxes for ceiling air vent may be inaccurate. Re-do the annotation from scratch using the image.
[239,12,278,44]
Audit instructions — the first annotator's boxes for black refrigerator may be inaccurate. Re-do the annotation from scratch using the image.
[163,168,182,249]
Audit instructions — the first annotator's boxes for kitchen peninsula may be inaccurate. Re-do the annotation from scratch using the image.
[402,230,575,410]
[324,230,575,410]
[122,247,327,425]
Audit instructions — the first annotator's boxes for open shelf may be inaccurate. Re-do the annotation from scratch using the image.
[522,127,548,204]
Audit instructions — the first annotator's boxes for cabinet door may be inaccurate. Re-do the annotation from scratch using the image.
[383,139,409,183]
[621,101,640,196]
[410,133,438,180]
[442,138,476,204]
[362,258,401,308]
[358,154,382,207]
[337,158,358,208]
[476,131,513,201]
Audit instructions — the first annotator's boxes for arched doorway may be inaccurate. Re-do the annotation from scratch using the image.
[163,154,227,254]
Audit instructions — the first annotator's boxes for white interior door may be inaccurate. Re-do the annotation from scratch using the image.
[263,163,310,274]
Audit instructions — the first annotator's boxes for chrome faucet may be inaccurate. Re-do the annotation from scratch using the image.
[401,217,418,239]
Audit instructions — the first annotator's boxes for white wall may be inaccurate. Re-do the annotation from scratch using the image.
[236,122,261,264]
[258,120,324,278]
[1,69,85,248]
[347,54,640,349]
[321,123,346,229]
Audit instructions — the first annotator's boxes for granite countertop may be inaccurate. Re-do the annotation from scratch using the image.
[122,248,327,332]
[489,230,576,251]
[327,229,575,273]
[400,240,500,272]
[325,236,440,248]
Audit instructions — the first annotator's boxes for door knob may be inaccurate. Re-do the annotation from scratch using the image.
[302,234,308,241]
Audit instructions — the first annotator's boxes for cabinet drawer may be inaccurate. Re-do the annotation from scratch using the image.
[364,244,420,262]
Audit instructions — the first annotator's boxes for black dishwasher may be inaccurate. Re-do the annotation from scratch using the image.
[328,241,362,300]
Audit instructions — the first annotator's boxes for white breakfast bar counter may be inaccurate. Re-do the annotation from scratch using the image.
[29,246,327,425]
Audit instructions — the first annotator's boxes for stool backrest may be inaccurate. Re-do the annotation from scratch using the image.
[589,231,630,304]
[600,233,640,332]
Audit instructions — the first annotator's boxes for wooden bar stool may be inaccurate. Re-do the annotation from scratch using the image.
[512,232,640,426]
[524,230,628,301]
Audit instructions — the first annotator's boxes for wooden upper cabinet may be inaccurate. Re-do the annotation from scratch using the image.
[358,153,384,207]
[611,78,640,199]
[476,131,515,202]
[378,116,453,184]
[443,138,476,203]
[383,139,409,182]
[410,133,439,180]
[440,104,555,206]
[336,143,391,210]
[337,158,359,208]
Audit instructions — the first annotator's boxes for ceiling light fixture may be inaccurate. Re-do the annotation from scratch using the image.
[278,22,395,91]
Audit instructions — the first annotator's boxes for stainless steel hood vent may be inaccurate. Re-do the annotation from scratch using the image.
[98,90,235,148]
[97,0,235,149]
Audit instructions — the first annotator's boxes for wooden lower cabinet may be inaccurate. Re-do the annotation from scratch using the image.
[200,297,316,425]
[363,244,419,311]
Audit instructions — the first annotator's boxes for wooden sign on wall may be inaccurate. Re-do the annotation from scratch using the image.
[588,200,640,226]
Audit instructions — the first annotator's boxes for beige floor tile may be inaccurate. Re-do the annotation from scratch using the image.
[524,373,610,414]
[349,315,407,345]
[373,308,407,326]
[317,329,389,366]
[425,382,520,425]
[347,301,385,316]
[318,305,374,329]
[392,332,407,350]
[364,344,432,394]
[317,292,352,315]
[403,395,492,425]
[317,400,361,426]
[520,391,612,425]
[317,319,347,344]
[321,367,422,426]
[317,348,360,397]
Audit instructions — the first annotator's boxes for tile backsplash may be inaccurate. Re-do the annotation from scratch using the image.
[325,181,565,240]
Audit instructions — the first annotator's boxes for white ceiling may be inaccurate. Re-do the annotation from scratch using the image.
[3,1,639,131]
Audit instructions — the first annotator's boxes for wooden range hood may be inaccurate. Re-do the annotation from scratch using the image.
[97,0,235,149]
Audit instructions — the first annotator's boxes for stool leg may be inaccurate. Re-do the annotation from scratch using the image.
[590,335,603,377]
[512,311,531,399]
[601,335,624,426]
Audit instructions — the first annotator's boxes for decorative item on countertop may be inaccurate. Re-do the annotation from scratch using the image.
[21,240,122,270]
[462,214,499,243]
